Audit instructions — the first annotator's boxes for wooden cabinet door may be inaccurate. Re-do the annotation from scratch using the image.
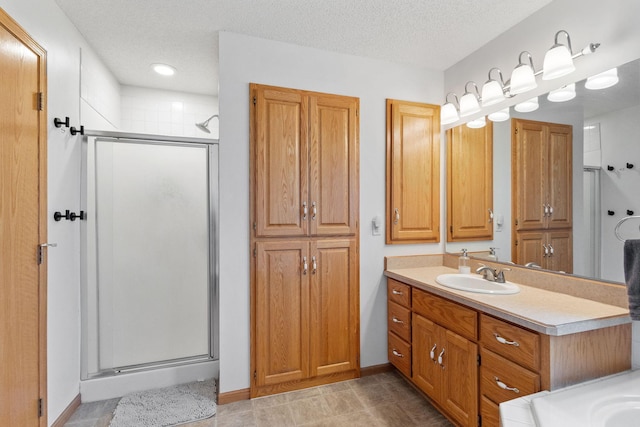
[254,241,310,386]
[546,230,573,273]
[309,239,359,377]
[514,231,545,267]
[546,125,573,229]
[412,313,443,404]
[253,85,309,237]
[309,95,359,236]
[386,99,440,243]
[447,123,493,241]
[442,329,478,427]
[513,120,547,231]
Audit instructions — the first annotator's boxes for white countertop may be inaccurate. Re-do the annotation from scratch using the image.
[385,265,630,336]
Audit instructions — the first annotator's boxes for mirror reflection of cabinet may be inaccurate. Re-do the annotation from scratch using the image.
[386,99,440,244]
[446,123,493,242]
[512,119,573,271]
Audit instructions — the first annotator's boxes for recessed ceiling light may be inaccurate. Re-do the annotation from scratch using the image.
[151,63,176,76]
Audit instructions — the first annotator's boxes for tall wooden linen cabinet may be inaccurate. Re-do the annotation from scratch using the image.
[250,84,360,397]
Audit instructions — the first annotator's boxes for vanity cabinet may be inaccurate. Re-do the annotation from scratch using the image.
[386,276,631,427]
[385,99,440,244]
[446,123,493,242]
[251,84,360,397]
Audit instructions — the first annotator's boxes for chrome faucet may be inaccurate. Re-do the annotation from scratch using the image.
[476,264,509,283]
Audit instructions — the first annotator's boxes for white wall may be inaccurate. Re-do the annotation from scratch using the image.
[587,104,640,283]
[217,31,444,393]
[120,86,218,138]
[0,0,120,424]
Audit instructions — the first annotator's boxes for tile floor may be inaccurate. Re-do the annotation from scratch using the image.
[64,371,453,427]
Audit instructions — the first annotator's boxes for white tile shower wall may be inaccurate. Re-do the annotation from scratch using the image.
[120,86,218,138]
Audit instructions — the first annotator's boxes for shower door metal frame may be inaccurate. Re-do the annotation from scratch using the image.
[80,130,219,379]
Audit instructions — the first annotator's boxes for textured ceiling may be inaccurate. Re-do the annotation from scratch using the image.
[55,0,553,96]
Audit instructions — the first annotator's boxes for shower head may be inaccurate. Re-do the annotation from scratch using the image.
[195,114,219,133]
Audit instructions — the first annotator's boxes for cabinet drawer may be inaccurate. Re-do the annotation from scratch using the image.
[388,301,411,342]
[387,279,411,307]
[413,288,477,341]
[480,348,540,405]
[480,395,500,427]
[480,314,540,371]
[388,332,411,378]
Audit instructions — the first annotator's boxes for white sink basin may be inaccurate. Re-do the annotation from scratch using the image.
[435,273,520,295]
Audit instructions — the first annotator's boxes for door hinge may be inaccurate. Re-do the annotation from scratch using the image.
[478,414,482,427]
[254,370,257,382]
[515,239,519,246]
[37,92,44,111]
[515,127,519,134]
[477,354,481,366]
[449,225,453,233]
[253,247,257,257]
[253,96,257,105]
[253,222,257,230]
[515,218,519,226]
[38,398,43,417]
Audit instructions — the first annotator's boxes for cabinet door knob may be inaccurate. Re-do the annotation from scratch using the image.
[494,333,520,347]
[429,344,437,362]
[394,208,400,225]
[494,377,520,394]
[488,209,494,223]
[302,256,308,275]
[302,201,308,220]
[392,317,404,324]
[437,348,445,369]
[392,349,404,358]
[311,201,317,220]
[391,289,403,296]
[311,256,317,274]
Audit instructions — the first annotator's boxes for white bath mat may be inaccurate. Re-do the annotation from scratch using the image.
[109,379,216,427]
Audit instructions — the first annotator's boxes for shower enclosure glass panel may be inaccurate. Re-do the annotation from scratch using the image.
[82,135,217,377]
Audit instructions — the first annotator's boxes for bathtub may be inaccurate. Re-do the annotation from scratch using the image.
[500,370,640,427]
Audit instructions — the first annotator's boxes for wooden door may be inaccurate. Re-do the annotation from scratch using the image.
[447,123,493,241]
[412,314,443,404]
[309,239,359,377]
[546,125,573,229]
[252,85,309,237]
[442,330,478,427]
[386,100,440,243]
[514,231,545,267]
[309,95,358,236]
[0,10,47,427]
[546,230,573,273]
[254,241,309,386]
[513,120,546,231]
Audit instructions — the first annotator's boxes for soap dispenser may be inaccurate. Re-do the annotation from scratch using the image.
[488,247,498,261]
[459,249,470,274]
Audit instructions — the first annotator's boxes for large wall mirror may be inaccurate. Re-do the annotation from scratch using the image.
[445,57,640,285]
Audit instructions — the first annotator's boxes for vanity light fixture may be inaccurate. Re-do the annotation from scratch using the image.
[488,107,510,122]
[585,68,619,90]
[459,81,481,117]
[441,93,460,125]
[151,63,176,76]
[542,30,576,80]
[510,51,537,95]
[466,116,486,129]
[481,68,508,107]
[547,83,576,102]
[514,96,539,113]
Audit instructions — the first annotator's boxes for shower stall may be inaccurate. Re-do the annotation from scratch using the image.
[79,131,219,400]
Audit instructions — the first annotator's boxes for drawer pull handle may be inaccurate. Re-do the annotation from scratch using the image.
[437,348,445,369]
[392,317,404,324]
[392,289,403,295]
[392,349,404,358]
[494,333,520,347]
[494,377,520,394]
[429,344,437,362]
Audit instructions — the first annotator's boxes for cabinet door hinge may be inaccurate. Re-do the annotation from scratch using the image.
[38,398,43,417]
[253,247,257,257]
[515,127,519,135]
[515,218,519,226]
[449,225,453,233]
[37,92,44,111]
[477,354,481,366]
[253,96,257,105]
[253,222,257,230]
[253,370,257,382]
[515,239,519,246]
[478,414,482,427]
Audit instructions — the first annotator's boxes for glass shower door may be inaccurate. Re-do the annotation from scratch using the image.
[82,135,217,377]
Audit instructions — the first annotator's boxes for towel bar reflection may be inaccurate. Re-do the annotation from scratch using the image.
[614,215,640,242]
